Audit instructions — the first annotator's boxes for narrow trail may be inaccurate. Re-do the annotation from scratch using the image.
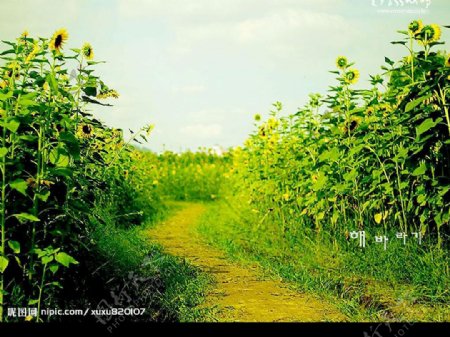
[145,202,346,322]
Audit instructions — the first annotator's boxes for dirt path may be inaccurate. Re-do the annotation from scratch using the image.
[145,202,346,322]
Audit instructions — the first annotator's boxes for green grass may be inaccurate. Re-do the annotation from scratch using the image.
[59,201,212,322]
[197,198,450,322]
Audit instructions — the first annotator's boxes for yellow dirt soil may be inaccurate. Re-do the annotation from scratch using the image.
[145,202,346,322]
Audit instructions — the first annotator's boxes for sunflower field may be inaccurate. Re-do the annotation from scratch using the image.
[1,20,450,323]
[236,20,450,244]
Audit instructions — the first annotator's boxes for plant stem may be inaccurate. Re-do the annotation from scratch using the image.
[29,125,43,280]
[410,35,415,83]
[36,263,47,322]
[438,87,450,136]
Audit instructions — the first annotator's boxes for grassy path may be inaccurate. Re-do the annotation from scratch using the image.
[145,202,346,322]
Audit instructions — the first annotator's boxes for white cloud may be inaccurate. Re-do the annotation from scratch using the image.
[180,123,222,139]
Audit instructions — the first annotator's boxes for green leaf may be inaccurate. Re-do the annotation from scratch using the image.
[385,57,394,66]
[0,49,15,56]
[46,73,58,93]
[8,240,20,254]
[17,99,38,107]
[55,252,78,268]
[19,135,37,142]
[83,86,97,97]
[416,118,439,137]
[405,94,432,113]
[417,194,427,205]
[20,92,39,100]
[0,91,14,101]
[316,212,325,221]
[5,118,20,133]
[312,172,328,191]
[50,281,63,289]
[343,169,358,182]
[434,213,443,227]
[59,131,78,144]
[37,190,51,202]
[9,179,28,196]
[28,299,39,305]
[412,162,427,176]
[49,167,73,178]
[13,213,40,223]
[59,132,80,160]
[391,41,407,45]
[49,147,70,167]
[49,264,59,274]
[0,256,9,273]
[42,255,54,264]
[0,147,8,158]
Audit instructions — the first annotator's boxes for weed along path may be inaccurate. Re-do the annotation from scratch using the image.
[145,202,346,322]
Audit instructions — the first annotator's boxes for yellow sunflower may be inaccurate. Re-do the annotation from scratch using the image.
[76,123,94,139]
[344,69,359,84]
[4,62,21,80]
[97,89,119,99]
[49,28,69,52]
[365,106,375,116]
[349,117,362,132]
[336,56,348,70]
[81,42,94,60]
[418,24,441,44]
[408,20,423,36]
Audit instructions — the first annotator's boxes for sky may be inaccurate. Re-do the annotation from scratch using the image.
[1,0,449,152]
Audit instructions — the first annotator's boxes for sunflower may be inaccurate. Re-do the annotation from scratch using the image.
[81,42,94,60]
[0,80,7,89]
[408,20,423,36]
[77,123,94,139]
[344,117,362,133]
[418,24,441,44]
[344,69,359,84]
[21,30,29,38]
[111,128,122,139]
[97,89,119,99]
[336,56,348,70]
[4,62,21,80]
[365,106,375,116]
[49,28,69,52]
